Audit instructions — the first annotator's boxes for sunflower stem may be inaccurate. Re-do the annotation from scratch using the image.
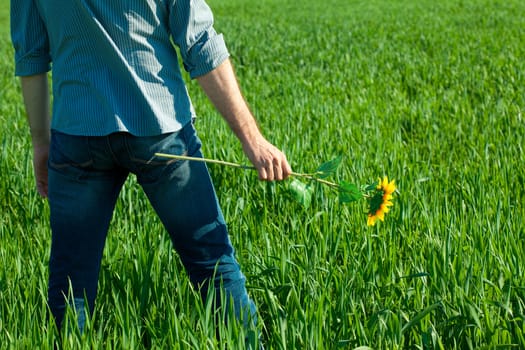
[154,153,340,187]
[290,172,340,188]
[154,153,255,170]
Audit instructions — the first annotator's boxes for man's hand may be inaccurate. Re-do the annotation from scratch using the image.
[241,134,292,181]
[196,59,292,181]
[33,143,49,197]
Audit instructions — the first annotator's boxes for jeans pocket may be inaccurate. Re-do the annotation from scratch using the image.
[49,131,94,178]
[125,131,187,166]
[125,122,202,165]
[127,123,203,184]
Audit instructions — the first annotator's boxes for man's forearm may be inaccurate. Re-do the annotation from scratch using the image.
[20,73,51,197]
[20,73,51,146]
[196,59,262,145]
[196,58,292,181]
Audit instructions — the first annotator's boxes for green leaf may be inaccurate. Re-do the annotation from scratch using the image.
[289,178,313,208]
[338,181,363,203]
[314,155,342,179]
[364,182,378,192]
[401,302,442,334]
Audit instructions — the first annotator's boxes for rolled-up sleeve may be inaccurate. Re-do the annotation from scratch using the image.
[169,0,229,79]
[10,0,51,76]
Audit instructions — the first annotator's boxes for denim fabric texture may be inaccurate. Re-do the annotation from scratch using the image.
[47,122,256,330]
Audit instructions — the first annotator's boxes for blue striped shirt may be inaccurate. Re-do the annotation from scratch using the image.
[11,0,230,136]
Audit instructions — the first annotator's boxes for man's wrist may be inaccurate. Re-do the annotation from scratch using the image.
[31,130,51,147]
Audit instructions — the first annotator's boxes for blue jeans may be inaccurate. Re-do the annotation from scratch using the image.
[47,122,256,331]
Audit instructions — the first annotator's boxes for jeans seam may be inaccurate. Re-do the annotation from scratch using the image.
[106,135,124,168]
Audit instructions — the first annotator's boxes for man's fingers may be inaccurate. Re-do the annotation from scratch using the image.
[37,181,48,197]
[264,162,274,181]
[258,167,268,181]
[273,161,283,181]
[258,158,290,181]
[33,144,50,198]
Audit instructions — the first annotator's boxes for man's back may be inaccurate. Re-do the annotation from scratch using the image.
[12,0,229,136]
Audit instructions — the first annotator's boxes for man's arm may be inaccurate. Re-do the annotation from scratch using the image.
[196,59,292,181]
[20,73,51,197]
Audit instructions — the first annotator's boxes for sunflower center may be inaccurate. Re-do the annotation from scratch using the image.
[368,190,385,215]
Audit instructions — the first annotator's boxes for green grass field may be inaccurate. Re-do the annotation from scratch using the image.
[1,0,524,348]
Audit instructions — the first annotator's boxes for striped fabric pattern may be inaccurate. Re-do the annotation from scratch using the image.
[11,0,230,136]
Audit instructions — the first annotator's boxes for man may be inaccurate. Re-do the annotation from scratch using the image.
[11,0,292,336]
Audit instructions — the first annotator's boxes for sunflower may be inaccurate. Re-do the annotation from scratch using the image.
[367,176,396,226]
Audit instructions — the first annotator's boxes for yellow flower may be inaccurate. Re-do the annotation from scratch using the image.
[367,176,396,226]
